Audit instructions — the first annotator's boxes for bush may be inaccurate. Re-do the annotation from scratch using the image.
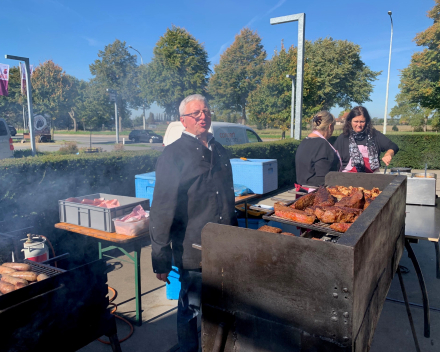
[57,142,79,155]
[392,125,398,132]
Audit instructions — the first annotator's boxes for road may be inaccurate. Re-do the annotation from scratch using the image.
[13,134,166,153]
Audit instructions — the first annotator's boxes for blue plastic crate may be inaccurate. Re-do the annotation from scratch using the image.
[230,159,278,194]
[166,266,181,300]
[135,172,156,204]
[237,218,267,229]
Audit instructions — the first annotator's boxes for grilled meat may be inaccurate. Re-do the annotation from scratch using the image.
[281,232,295,237]
[258,225,282,233]
[313,206,362,223]
[335,190,365,209]
[313,187,336,206]
[330,223,352,233]
[363,187,381,199]
[274,203,316,224]
[291,192,316,210]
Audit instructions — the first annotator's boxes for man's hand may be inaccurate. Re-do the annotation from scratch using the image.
[156,272,170,284]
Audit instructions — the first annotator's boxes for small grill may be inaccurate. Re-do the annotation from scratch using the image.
[0,259,121,352]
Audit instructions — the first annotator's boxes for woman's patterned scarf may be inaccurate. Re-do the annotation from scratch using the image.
[348,130,380,172]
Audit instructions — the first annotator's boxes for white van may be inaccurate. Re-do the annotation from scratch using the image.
[163,121,263,146]
[0,118,14,159]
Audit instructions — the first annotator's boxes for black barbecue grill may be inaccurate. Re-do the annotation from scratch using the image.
[0,259,122,352]
[200,172,407,352]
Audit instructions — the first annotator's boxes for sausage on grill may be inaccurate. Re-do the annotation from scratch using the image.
[0,281,15,294]
[2,263,31,271]
[10,271,38,282]
[0,266,16,274]
[1,274,29,288]
[37,273,49,282]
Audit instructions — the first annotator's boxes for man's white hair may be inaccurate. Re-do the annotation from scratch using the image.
[179,94,210,116]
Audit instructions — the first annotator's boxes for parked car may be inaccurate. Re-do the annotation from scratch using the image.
[128,129,163,143]
[0,118,14,159]
[163,121,263,146]
[8,125,16,136]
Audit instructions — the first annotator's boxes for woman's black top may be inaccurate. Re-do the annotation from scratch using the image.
[333,130,399,169]
[295,137,340,187]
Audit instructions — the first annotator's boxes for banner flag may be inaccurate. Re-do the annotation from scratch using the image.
[0,64,9,96]
[20,63,34,95]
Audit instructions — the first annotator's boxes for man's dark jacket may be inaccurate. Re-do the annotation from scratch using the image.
[149,133,237,273]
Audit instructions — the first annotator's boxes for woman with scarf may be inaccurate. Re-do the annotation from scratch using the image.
[295,111,341,189]
[333,106,398,173]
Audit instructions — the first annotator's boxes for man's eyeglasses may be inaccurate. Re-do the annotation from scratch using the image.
[181,109,211,119]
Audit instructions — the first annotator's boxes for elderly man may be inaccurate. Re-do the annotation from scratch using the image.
[149,94,237,352]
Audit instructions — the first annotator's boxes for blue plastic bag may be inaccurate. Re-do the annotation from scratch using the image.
[234,184,252,197]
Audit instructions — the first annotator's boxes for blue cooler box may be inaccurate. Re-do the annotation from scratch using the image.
[166,266,181,300]
[230,159,278,194]
[135,172,156,205]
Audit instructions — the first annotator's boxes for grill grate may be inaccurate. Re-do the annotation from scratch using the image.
[24,260,66,277]
[262,213,345,237]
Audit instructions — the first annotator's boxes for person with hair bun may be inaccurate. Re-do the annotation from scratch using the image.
[295,111,341,188]
[333,106,398,173]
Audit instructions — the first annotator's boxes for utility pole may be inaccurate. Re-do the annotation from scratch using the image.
[383,11,393,135]
[286,75,296,138]
[107,89,119,143]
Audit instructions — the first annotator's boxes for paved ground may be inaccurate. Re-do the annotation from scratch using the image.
[76,186,439,352]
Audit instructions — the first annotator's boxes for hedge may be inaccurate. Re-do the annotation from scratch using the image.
[0,151,160,250]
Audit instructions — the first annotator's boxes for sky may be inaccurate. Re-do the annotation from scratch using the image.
[1,0,435,120]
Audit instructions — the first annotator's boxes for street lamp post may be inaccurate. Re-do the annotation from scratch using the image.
[128,45,146,130]
[286,75,296,138]
[5,55,36,156]
[271,13,306,140]
[107,89,119,143]
[383,11,393,135]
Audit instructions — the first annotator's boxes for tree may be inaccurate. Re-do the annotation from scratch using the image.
[147,112,154,124]
[247,38,380,131]
[32,60,73,127]
[390,92,433,132]
[304,38,381,110]
[141,26,210,119]
[209,28,266,121]
[399,0,440,109]
[90,39,141,131]
[74,79,116,130]
[247,45,320,130]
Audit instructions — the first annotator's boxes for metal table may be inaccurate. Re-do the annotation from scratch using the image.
[235,194,261,228]
[402,197,440,338]
[55,222,148,326]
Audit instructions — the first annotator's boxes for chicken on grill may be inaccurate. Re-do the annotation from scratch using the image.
[258,225,282,233]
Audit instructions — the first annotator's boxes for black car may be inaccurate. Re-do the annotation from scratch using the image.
[128,130,163,143]
[8,125,16,136]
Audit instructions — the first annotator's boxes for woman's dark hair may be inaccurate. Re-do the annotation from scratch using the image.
[343,106,375,136]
